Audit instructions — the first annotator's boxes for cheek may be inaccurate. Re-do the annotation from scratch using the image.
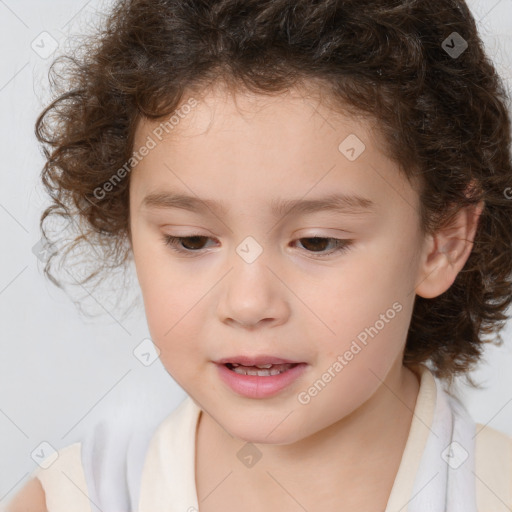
[132,266,218,389]
[141,275,208,382]
[313,238,418,368]
[130,226,202,345]
[140,272,206,348]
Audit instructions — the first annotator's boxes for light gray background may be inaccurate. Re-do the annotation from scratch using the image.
[1,0,511,504]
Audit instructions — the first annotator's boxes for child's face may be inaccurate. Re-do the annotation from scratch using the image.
[129,83,427,443]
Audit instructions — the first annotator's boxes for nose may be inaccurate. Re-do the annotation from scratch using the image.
[216,251,291,329]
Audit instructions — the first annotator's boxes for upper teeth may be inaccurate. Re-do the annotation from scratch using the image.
[231,363,273,368]
[228,362,294,376]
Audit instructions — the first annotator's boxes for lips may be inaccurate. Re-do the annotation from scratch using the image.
[216,359,308,398]
[215,355,303,366]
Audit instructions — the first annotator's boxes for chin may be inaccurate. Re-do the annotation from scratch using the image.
[222,418,306,446]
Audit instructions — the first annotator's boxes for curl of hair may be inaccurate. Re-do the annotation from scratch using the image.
[35,0,512,387]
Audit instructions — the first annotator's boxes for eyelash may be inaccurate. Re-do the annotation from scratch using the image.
[161,234,353,258]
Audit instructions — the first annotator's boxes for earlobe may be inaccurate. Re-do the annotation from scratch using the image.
[415,199,484,299]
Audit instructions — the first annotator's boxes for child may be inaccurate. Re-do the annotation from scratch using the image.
[5,0,512,511]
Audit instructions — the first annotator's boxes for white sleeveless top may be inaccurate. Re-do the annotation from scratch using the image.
[27,365,512,511]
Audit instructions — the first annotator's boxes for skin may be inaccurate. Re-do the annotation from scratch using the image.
[128,81,482,511]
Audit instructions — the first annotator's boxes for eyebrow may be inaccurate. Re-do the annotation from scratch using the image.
[141,191,376,218]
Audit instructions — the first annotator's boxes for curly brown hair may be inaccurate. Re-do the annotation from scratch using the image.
[35,0,512,387]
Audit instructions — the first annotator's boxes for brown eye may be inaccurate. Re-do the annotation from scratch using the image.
[162,235,214,254]
[298,237,330,252]
[178,236,209,250]
[162,234,352,258]
[293,237,353,258]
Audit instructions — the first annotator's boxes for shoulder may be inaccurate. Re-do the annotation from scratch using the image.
[35,442,91,512]
[32,442,90,512]
[475,422,512,462]
[1,477,47,512]
[2,442,87,512]
[474,423,512,512]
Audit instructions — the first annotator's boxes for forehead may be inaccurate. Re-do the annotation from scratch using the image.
[133,81,384,151]
[129,82,419,218]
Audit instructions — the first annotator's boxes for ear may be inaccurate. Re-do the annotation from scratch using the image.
[415,199,484,299]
